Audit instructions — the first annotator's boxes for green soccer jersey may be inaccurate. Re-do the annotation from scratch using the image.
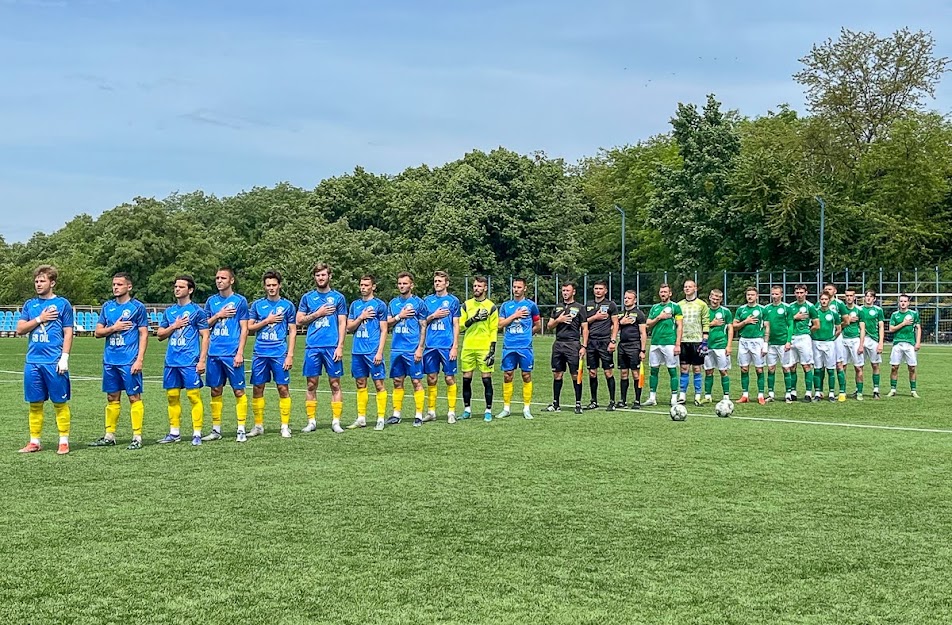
[863,305,885,342]
[763,302,792,345]
[648,301,683,346]
[790,301,818,336]
[841,305,862,339]
[735,304,765,339]
[813,306,841,341]
[890,309,920,344]
[707,306,733,350]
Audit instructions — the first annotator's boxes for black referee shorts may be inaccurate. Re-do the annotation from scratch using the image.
[680,342,705,366]
[617,343,643,370]
[551,340,581,374]
[586,339,614,370]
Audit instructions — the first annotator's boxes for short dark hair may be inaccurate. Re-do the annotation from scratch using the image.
[594,279,608,288]
[217,267,235,278]
[174,275,196,291]
[262,270,282,284]
[562,282,577,290]
[844,287,856,295]
[312,262,331,276]
[397,271,414,282]
[360,274,377,286]
[113,272,133,284]
[659,283,670,290]
[474,276,488,286]
[624,289,637,297]
[865,289,877,297]
[899,292,910,301]
[745,286,758,294]
[434,271,449,281]
[795,284,808,292]
[770,284,782,291]
[512,277,527,287]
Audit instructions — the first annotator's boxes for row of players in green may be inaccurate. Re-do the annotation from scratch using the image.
[642,281,921,407]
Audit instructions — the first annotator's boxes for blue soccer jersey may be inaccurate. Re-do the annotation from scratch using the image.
[349,297,389,355]
[423,293,461,349]
[250,297,296,358]
[205,293,249,358]
[20,296,74,364]
[389,295,426,353]
[500,298,541,350]
[98,298,148,365]
[299,290,347,349]
[161,303,209,367]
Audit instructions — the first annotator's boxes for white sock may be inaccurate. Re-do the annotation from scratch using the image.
[59,436,68,444]
[193,429,202,437]
[170,428,180,436]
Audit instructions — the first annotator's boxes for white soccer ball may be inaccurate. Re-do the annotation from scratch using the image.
[669,404,687,421]
[715,399,734,418]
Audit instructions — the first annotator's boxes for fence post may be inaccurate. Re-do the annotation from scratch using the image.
[465,275,470,297]
[487,275,492,299]
[936,266,941,344]
[845,267,850,290]
[636,271,641,309]
[862,271,866,292]
[782,269,787,299]
[755,271,760,297]
[608,272,613,302]
[723,270,728,307]
[879,268,883,300]
[534,275,539,303]
[664,270,668,285]
[583,274,589,306]
[555,274,560,306]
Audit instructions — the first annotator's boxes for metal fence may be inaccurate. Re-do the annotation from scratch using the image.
[4,268,952,342]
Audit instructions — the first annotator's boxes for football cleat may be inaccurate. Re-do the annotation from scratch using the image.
[583,401,599,411]
[18,442,42,453]
[828,394,836,402]
[156,433,181,444]
[57,442,70,455]
[811,395,821,402]
[281,427,292,439]
[191,435,202,446]
[385,415,402,425]
[911,390,920,398]
[330,421,345,434]
[837,393,846,402]
[758,397,767,406]
[374,419,386,431]
[738,396,749,404]
[496,408,511,419]
[632,401,642,409]
[447,414,457,424]
[236,430,247,443]
[247,426,264,438]
[201,430,222,442]
[460,409,472,420]
[412,417,423,427]
[887,389,897,397]
[301,421,318,433]
[346,417,367,430]
[126,439,143,451]
[422,411,437,423]
[544,403,561,412]
[484,411,492,422]
[574,404,583,415]
[642,398,657,407]
[607,401,616,412]
[847,392,858,400]
[801,395,812,403]
[856,393,864,401]
[87,437,116,447]
[523,408,533,420]
[873,391,881,400]
[615,401,627,410]
[693,397,701,407]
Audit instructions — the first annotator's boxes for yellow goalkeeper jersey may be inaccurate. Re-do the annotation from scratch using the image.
[460,298,499,351]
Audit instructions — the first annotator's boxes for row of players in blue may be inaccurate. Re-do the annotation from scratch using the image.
[16,263,543,453]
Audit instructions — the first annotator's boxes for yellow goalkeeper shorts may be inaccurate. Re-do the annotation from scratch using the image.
[460,348,494,373]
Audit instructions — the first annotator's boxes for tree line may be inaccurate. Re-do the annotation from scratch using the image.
[2,28,950,306]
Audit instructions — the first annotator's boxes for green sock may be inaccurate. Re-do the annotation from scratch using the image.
[783,371,792,393]
[814,369,824,392]
[756,370,765,393]
[790,369,798,392]
[828,369,835,391]
[667,367,679,393]
[650,367,659,392]
[722,376,730,395]
[705,374,714,395]
[741,370,750,393]
[857,381,864,394]
[873,373,881,389]
[890,378,898,390]
[837,369,847,393]
[767,371,776,395]
[911,379,917,390]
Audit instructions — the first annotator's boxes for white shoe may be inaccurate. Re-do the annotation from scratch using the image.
[280,427,292,439]
[887,389,897,397]
[422,411,437,423]
[670,395,679,406]
[236,430,247,443]
[301,421,317,433]
[201,430,222,442]
[346,417,367,430]
[374,419,385,431]
[523,408,533,420]
[496,408,511,419]
[331,420,345,434]
[643,397,657,406]
[447,413,457,424]
[911,390,920,398]
[247,425,264,438]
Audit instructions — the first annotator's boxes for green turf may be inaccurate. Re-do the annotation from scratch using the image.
[1,336,951,624]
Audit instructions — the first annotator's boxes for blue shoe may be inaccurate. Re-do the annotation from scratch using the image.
[191,435,202,446]
[483,411,492,422]
[412,417,423,427]
[460,409,472,420]
[385,415,402,425]
[156,433,181,444]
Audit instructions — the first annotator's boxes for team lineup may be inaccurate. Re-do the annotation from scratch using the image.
[15,264,923,453]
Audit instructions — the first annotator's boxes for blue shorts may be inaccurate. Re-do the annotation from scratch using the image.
[251,356,291,386]
[303,348,343,378]
[24,363,71,403]
[163,366,204,390]
[422,348,458,376]
[502,348,535,373]
[206,356,247,390]
[351,353,386,380]
[389,351,423,380]
[102,364,144,395]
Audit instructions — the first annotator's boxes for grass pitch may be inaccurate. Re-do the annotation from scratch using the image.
[1,336,951,624]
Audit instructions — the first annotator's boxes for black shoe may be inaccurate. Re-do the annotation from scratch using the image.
[544,403,561,412]
[847,391,857,399]
[801,395,812,403]
[583,401,599,411]
[632,401,641,410]
[87,436,116,447]
[677,397,687,405]
[873,391,881,400]
[812,395,821,402]
[615,401,627,410]
[606,401,616,412]
[574,404,583,414]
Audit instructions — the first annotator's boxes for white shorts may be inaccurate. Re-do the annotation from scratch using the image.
[842,337,864,367]
[649,344,679,368]
[833,335,846,364]
[704,348,731,372]
[766,344,794,368]
[812,340,837,370]
[863,336,882,365]
[889,343,918,366]
[737,337,765,368]
[790,334,814,366]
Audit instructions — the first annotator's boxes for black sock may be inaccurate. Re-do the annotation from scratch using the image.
[573,381,583,403]
[463,377,472,407]
[635,382,643,403]
[482,376,493,410]
[589,376,598,403]
[553,378,563,405]
[621,378,629,402]
[607,376,616,401]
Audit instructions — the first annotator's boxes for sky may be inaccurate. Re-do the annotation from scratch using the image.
[1,0,950,242]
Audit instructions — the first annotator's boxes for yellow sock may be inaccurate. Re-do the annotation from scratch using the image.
[210,395,223,426]
[236,394,248,427]
[167,389,182,429]
[331,401,343,419]
[28,402,44,440]
[279,397,292,425]
[447,383,457,412]
[252,396,265,427]
[376,390,388,418]
[187,389,204,431]
[414,389,424,415]
[53,402,71,438]
[427,385,438,412]
[392,388,405,414]
[356,387,369,416]
[130,400,144,437]
[305,399,317,420]
[523,380,533,406]
[105,400,121,434]
[503,381,514,406]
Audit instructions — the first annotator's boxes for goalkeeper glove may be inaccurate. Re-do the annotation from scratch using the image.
[698,339,709,357]
[57,353,70,374]
[485,342,496,366]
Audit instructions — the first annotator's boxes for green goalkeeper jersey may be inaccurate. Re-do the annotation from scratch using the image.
[863,305,885,342]
[708,306,733,350]
[677,297,710,343]
[790,301,818,336]
[841,305,862,339]
[763,302,792,345]
[813,306,841,341]
[648,301,682,346]
[460,298,498,351]
[890,309,920,344]
[735,304,765,339]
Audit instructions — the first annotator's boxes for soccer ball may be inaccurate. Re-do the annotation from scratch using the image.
[669,404,687,421]
[715,399,734,418]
